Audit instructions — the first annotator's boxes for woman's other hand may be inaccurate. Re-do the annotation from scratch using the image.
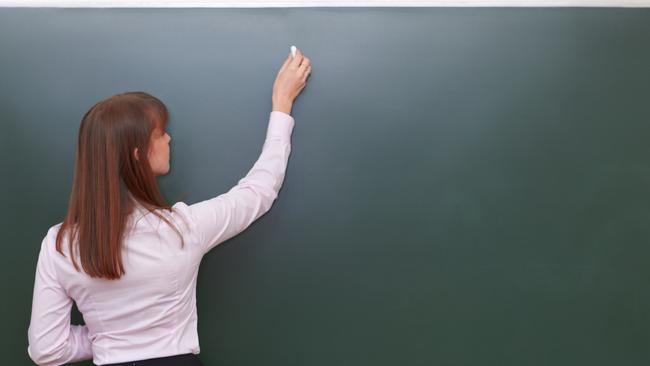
[272,48,311,115]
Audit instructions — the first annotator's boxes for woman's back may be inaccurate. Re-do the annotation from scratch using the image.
[45,202,202,363]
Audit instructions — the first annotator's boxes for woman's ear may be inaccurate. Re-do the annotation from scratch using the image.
[133,147,139,161]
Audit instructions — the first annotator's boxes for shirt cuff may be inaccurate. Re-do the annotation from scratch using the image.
[267,111,295,141]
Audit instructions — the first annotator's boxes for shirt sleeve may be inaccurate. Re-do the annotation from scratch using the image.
[27,229,93,366]
[187,111,295,254]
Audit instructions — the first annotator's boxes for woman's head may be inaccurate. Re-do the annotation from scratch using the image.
[56,91,182,280]
[81,91,171,179]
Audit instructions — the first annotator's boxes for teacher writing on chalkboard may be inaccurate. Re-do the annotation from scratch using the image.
[26,48,311,366]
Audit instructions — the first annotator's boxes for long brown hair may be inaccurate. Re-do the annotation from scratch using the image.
[56,91,184,280]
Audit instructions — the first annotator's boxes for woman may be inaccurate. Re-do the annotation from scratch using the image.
[27,48,311,366]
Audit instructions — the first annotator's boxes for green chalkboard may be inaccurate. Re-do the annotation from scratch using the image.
[1,7,649,366]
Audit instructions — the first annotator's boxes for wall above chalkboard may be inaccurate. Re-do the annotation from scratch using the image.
[1,0,649,8]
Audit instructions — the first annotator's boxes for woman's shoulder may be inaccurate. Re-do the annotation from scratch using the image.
[167,201,197,231]
[39,222,71,259]
[51,220,74,239]
[43,222,64,245]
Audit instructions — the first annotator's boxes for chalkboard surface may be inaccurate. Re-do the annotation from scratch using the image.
[1,8,649,366]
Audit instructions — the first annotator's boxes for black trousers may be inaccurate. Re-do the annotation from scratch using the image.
[97,353,203,366]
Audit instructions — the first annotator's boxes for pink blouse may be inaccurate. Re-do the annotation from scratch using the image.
[27,111,295,365]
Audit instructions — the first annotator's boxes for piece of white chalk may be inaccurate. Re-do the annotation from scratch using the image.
[291,45,297,58]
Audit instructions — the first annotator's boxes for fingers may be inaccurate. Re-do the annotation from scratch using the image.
[290,48,305,69]
[302,66,312,82]
[278,53,292,74]
[299,56,311,70]
[299,55,311,83]
[297,50,311,74]
[278,47,312,82]
[300,63,312,82]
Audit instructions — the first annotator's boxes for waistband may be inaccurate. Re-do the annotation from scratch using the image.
[97,353,202,366]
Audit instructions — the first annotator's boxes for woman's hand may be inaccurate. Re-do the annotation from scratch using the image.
[272,48,312,115]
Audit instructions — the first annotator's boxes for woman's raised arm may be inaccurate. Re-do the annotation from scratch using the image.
[181,48,311,254]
